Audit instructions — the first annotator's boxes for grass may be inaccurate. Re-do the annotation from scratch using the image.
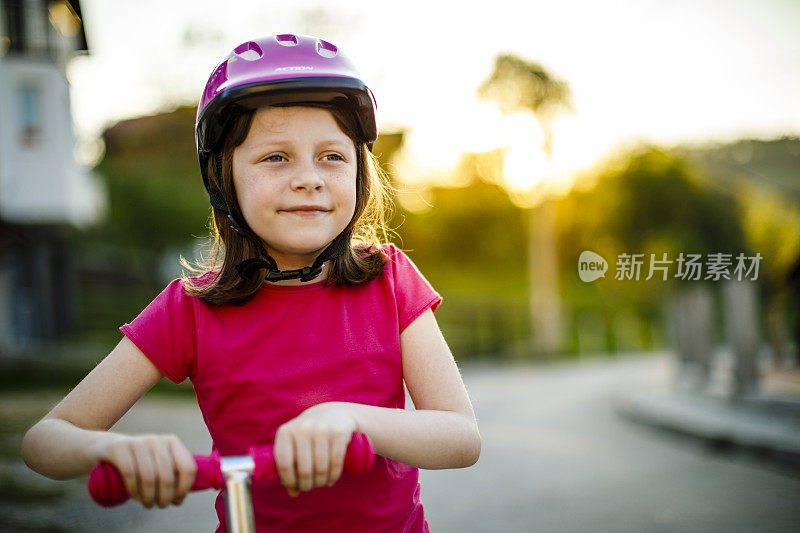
[0,390,70,533]
[0,473,66,505]
[0,518,71,533]
[0,352,196,397]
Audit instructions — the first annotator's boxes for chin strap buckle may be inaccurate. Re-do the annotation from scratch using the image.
[299,264,324,282]
[236,260,324,283]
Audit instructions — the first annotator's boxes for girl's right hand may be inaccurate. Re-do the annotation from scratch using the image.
[91,434,197,509]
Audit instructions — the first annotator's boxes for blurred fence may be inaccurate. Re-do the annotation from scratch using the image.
[435,292,669,360]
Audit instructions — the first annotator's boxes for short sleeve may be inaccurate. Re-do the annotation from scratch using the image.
[119,279,198,384]
[386,244,443,332]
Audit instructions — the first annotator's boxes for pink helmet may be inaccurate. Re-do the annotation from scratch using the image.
[196,34,378,211]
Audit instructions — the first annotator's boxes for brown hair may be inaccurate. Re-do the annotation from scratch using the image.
[181,104,393,306]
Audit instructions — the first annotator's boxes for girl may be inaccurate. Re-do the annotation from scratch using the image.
[22,34,480,532]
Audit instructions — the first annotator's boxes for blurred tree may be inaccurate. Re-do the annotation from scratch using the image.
[738,184,800,365]
[677,137,800,202]
[558,146,746,294]
[557,145,748,372]
[91,106,210,284]
[603,147,746,255]
[393,149,528,358]
[396,149,526,288]
[788,256,800,365]
[479,54,573,357]
[478,54,572,157]
[677,137,800,365]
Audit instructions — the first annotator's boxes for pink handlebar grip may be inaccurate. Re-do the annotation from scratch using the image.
[247,431,375,482]
[87,452,223,507]
[88,432,375,507]
[344,431,376,475]
[192,452,224,490]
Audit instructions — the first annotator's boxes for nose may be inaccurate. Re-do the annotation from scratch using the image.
[290,160,324,192]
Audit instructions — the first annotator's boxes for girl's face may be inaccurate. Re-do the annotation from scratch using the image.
[232,106,357,270]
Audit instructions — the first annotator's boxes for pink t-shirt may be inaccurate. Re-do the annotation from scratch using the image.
[120,244,441,532]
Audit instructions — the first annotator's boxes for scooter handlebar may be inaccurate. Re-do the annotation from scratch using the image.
[88,432,375,507]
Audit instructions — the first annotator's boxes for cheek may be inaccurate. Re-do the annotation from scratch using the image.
[235,172,276,212]
[234,187,267,227]
[339,174,358,214]
[231,166,250,210]
[233,178,255,215]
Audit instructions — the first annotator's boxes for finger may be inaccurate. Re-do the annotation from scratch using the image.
[131,443,157,508]
[107,445,141,503]
[169,438,197,505]
[273,429,297,494]
[151,441,175,509]
[327,432,349,487]
[294,431,314,492]
[313,430,331,488]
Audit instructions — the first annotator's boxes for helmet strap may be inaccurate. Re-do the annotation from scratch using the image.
[235,229,352,283]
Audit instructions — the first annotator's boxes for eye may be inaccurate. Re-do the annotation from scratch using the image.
[262,154,285,163]
[323,153,345,162]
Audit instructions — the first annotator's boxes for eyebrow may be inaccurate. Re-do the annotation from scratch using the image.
[252,142,356,159]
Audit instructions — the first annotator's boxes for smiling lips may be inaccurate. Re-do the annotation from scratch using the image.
[280,205,331,217]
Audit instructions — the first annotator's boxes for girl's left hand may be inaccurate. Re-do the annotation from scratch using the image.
[273,402,358,497]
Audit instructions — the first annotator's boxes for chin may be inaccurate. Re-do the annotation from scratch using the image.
[267,241,332,259]
[261,228,347,259]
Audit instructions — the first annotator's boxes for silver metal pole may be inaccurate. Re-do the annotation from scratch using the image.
[221,455,256,533]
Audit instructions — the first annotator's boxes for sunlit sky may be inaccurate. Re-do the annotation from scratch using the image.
[68,0,800,193]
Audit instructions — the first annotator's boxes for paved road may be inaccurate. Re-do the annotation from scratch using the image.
[421,352,799,533]
[12,351,800,532]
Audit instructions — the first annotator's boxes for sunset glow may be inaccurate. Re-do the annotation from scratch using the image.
[68,0,800,201]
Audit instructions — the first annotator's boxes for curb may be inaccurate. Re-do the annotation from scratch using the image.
[615,390,800,471]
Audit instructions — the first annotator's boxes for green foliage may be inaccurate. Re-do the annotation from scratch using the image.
[383,144,753,357]
[677,136,800,201]
[738,184,800,290]
[391,151,529,358]
[393,152,527,294]
[556,145,749,326]
[94,161,210,252]
[72,107,211,342]
[602,147,746,254]
[94,106,211,254]
[676,137,800,290]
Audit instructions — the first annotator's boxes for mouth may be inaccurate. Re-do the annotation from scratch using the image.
[280,205,331,217]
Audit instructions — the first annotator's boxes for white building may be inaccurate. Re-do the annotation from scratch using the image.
[0,0,102,351]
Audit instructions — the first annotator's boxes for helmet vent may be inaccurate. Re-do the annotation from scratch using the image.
[205,61,228,100]
[234,41,263,60]
[317,39,338,58]
[275,34,299,46]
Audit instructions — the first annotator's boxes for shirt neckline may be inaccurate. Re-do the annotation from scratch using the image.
[259,279,330,293]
